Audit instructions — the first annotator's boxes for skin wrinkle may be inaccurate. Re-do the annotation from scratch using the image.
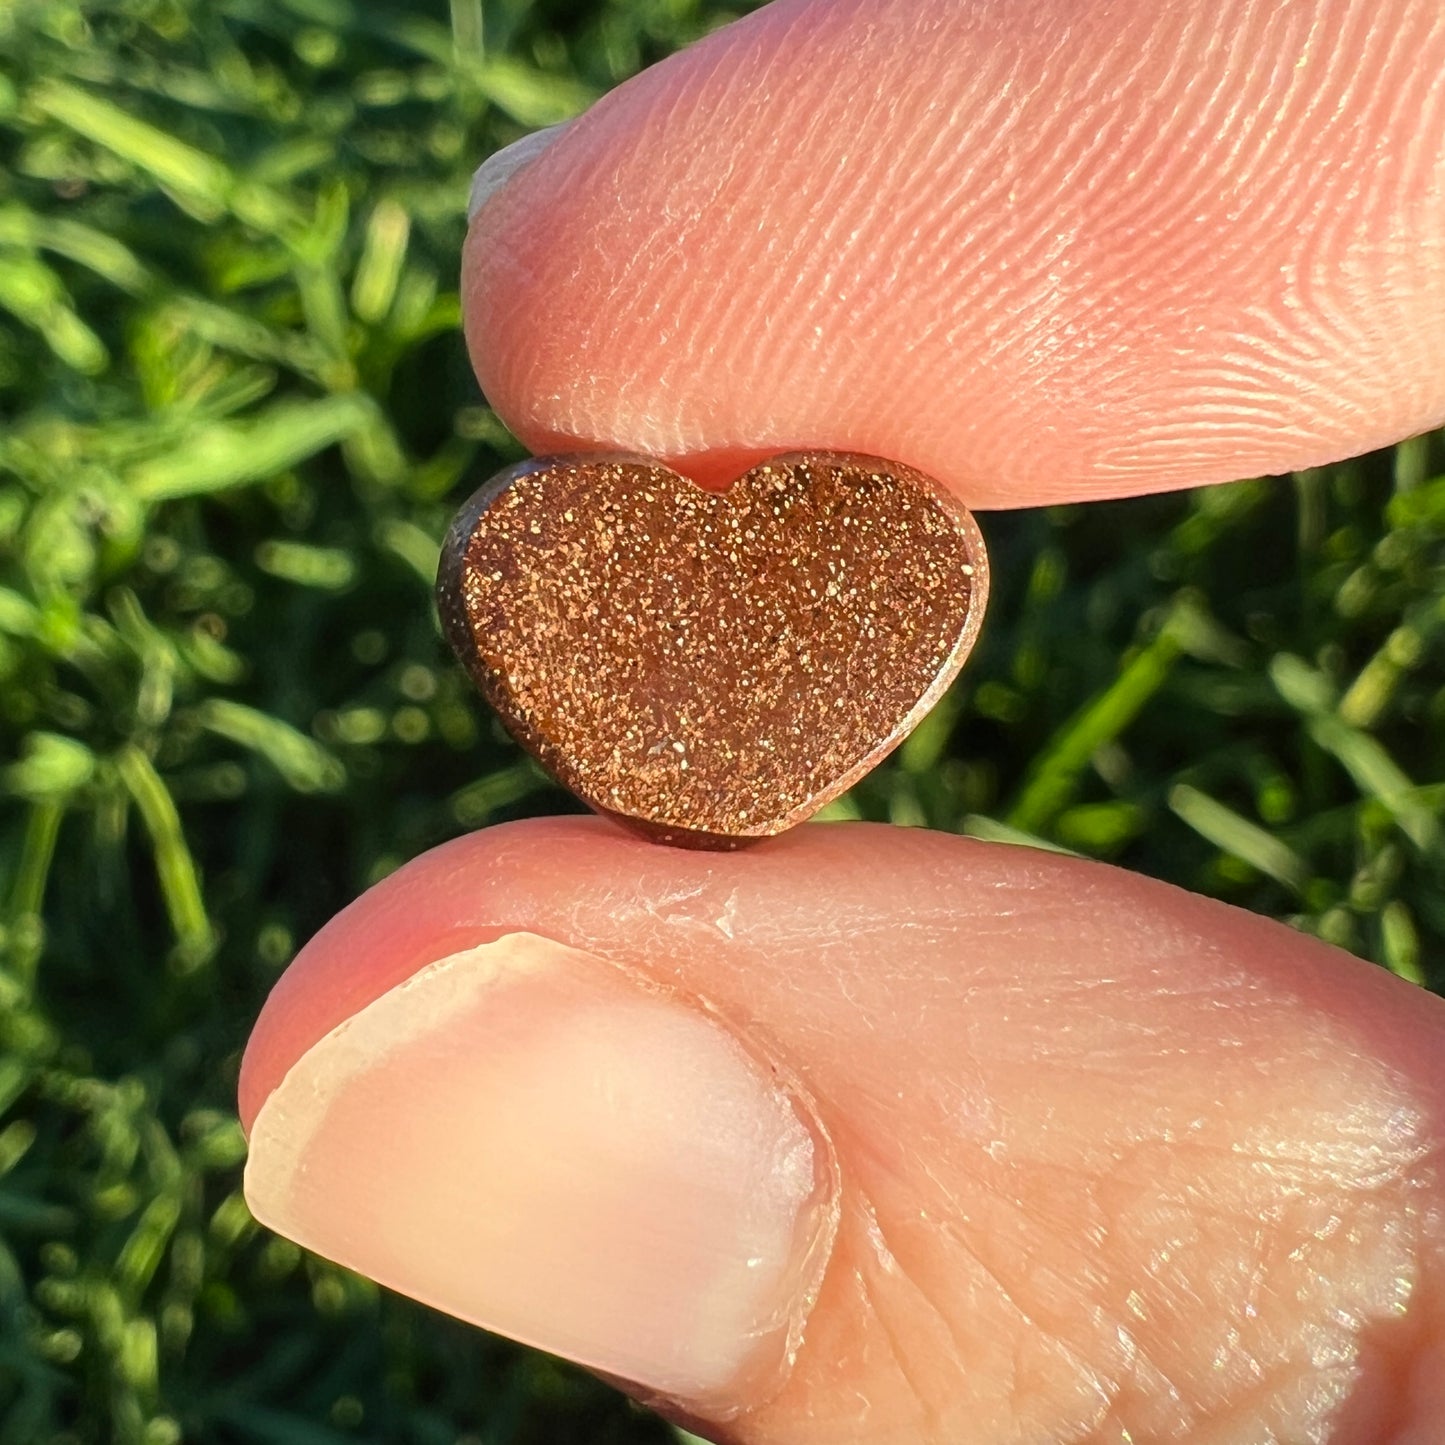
[867,1040,1421,1433]
[1190,1370,1318,1445]
[829,1119,1149,1440]
[838,1249,966,1443]
[832,1051,1098,1433]
[944,1216,1117,1418]
[1165,1206,1410,1432]
[853,1263,942,1440]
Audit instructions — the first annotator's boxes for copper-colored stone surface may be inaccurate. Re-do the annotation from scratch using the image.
[437,452,989,848]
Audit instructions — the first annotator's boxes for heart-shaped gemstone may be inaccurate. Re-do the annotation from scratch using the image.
[437,452,988,848]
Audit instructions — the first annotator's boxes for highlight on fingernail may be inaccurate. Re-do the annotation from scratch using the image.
[243,932,837,1410]
[468,123,570,221]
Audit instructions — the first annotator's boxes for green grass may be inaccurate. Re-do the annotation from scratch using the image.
[1,0,1442,1440]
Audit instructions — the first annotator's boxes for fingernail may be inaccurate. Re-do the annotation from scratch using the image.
[244,934,834,1408]
[468,124,570,222]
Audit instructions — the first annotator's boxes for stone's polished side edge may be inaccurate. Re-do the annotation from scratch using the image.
[436,452,989,847]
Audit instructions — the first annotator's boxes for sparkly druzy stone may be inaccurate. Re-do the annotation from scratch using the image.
[438,453,988,848]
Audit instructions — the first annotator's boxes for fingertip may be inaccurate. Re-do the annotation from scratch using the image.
[462,0,1445,506]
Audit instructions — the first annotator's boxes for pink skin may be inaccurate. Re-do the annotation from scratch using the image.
[242,822,1445,1443]
[243,0,1445,1439]
[464,0,1445,506]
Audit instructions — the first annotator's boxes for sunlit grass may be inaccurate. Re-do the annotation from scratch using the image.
[1,0,1442,1441]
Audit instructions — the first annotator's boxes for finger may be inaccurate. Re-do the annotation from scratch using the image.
[241,819,1445,1444]
[462,0,1445,508]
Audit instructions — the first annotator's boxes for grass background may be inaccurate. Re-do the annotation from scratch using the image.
[1,0,1442,1440]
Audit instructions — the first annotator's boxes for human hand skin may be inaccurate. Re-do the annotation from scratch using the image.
[241,1,1445,1442]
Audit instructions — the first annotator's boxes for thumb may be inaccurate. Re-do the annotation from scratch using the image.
[462,0,1445,507]
[239,819,1445,1444]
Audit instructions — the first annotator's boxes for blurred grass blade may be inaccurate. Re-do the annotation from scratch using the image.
[6,801,64,928]
[351,199,411,325]
[127,394,375,500]
[3,734,95,801]
[1055,800,1144,852]
[449,764,545,827]
[254,540,357,592]
[1007,607,1186,834]
[0,1059,34,1120]
[0,588,41,638]
[118,1317,159,1397]
[195,700,345,793]
[1309,718,1438,851]
[115,746,215,966]
[450,0,484,60]
[962,814,1079,856]
[158,295,324,377]
[477,57,598,126]
[343,412,408,486]
[1269,653,1335,714]
[1270,654,1439,851]
[109,588,177,732]
[0,253,108,373]
[1380,901,1425,985]
[1338,599,1444,729]
[116,1193,182,1295]
[374,517,440,586]
[1168,785,1310,894]
[1385,471,1445,530]
[1393,433,1431,492]
[0,208,152,295]
[0,1120,37,1176]
[295,262,352,365]
[31,80,234,215]
[898,685,963,775]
